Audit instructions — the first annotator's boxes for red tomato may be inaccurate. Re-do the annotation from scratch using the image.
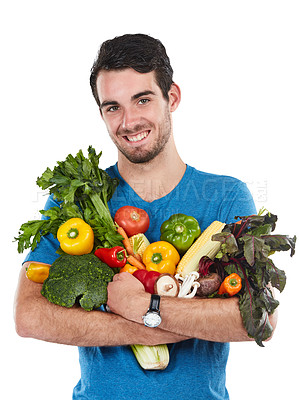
[114,206,150,237]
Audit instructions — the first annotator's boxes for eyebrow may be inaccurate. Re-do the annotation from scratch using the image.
[131,90,156,100]
[100,90,156,110]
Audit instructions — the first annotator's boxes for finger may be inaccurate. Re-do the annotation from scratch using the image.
[113,273,121,281]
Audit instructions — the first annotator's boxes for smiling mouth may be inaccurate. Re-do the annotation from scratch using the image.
[125,130,150,143]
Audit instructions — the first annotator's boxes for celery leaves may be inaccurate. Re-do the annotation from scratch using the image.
[15,146,123,253]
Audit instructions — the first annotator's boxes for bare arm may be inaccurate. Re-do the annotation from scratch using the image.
[14,264,189,346]
[107,273,278,342]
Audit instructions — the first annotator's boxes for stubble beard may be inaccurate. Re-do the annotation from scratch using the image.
[110,111,172,165]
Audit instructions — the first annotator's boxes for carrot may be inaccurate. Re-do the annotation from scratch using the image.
[117,226,134,255]
[132,252,143,263]
[127,255,146,270]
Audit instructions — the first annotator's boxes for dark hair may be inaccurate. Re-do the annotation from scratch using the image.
[90,34,174,107]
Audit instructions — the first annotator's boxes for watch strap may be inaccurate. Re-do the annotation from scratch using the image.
[149,294,160,312]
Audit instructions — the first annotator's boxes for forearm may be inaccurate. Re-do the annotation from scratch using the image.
[117,292,252,343]
[16,301,188,347]
[159,296,252,342]
[14,265,188,347]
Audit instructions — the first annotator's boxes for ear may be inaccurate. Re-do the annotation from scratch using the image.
[168,83,181,112]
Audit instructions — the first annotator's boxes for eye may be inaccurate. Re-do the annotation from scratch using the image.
[107,105,119,112]
[138,98,150,105]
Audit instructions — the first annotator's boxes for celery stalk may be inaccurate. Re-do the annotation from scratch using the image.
[131,344,169,370]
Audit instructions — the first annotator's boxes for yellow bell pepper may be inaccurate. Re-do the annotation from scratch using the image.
[57,218,94,255]
[26,262,50,283]
[142,241,180,275]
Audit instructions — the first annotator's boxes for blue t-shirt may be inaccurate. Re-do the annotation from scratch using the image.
[24,164,256,400]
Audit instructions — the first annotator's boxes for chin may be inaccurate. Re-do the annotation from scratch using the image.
[122,148,164,164]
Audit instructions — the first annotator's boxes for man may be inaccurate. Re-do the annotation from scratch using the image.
[14,34,276,399]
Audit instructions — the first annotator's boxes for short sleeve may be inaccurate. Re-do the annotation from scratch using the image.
[219,181,257,224]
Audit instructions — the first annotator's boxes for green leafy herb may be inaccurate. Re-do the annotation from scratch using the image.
[15,146,124,252]
[212,210,296,346]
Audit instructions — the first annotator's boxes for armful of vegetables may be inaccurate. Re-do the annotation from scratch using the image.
[14,147,296,364]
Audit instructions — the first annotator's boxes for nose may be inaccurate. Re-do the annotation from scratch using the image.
[121,107,139,132]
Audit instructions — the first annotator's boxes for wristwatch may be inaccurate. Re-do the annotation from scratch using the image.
[142,294,162,328]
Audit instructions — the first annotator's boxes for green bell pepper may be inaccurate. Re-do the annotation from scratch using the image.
[160,213,201,254]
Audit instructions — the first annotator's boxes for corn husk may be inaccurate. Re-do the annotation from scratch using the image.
[129,233,150,258]
[131,344,169,370]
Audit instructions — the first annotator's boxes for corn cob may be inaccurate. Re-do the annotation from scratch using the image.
[176,221,225,277]
[128,233,150,258]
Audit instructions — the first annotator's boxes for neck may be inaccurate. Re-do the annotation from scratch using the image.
[117,136,186,202]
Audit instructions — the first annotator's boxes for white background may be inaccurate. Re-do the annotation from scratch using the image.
[2,1,298,399]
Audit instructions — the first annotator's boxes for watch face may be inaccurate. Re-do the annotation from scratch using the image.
[143,312,162,328]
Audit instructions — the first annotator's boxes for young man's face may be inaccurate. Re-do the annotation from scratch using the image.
[96,68,178,164]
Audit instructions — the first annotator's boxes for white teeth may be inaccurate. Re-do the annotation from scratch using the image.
[127,131,149,142]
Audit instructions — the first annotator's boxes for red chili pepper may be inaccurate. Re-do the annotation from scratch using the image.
[94,246,127,268]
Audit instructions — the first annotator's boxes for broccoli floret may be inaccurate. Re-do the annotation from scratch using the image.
[41,254,115,311]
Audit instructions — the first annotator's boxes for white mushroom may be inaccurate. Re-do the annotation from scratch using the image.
[175,272,200,298]
[154,274,180,297]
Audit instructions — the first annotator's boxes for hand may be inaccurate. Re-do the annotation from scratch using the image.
[107,272,150,323]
